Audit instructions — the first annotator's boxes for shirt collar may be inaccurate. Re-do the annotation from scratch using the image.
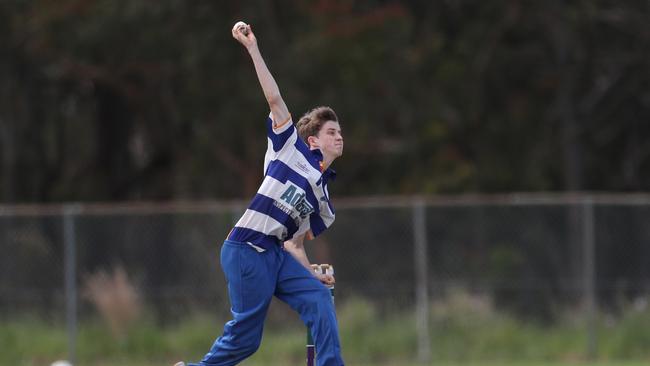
[310,148,324,162]
[322,167,337,184]
[310,148,337,185]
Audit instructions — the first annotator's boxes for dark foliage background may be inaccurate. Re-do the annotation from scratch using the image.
[1,0,649,203]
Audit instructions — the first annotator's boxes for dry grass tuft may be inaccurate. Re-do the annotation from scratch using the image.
[83,266,141,338]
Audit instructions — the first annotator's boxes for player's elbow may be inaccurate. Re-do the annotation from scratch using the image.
[266,93,283,108]
[284,239,303,251]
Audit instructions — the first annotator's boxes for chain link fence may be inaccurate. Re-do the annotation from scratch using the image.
[2,194,650,362]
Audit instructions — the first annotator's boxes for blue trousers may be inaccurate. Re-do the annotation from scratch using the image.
[189,240,344,366]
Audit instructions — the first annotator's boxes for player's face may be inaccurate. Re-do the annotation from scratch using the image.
[315,121,343,158]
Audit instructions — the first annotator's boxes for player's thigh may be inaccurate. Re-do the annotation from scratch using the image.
[221,241,275,312]
[275,253,330,309]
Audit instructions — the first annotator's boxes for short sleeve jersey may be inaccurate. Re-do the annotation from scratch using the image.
[227,113,337,249]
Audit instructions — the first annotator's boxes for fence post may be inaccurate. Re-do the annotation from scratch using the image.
[63,205,80,365]
[582,197,597,359]
[413,199,431,363]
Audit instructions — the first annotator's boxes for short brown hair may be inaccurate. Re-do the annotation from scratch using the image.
[296,106,338,143]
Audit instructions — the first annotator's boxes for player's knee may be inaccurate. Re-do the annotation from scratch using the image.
[319,287,333,303]
[312,287,334,314]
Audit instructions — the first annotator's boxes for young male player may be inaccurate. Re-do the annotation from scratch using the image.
[175,21,345,366]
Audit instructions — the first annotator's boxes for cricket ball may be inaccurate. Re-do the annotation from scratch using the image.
[51,361,73,366]
[234,21,249,35]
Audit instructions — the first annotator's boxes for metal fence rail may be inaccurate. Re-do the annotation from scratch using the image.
[2,193,650,363]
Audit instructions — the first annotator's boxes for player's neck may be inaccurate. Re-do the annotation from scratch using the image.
[310,146,336,171]
[320,155,336,171]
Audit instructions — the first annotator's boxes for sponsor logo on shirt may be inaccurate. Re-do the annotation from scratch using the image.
[294,161,312,174]
[278,183,315,219]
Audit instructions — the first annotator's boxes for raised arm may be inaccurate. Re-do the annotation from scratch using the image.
[232,21,291,126]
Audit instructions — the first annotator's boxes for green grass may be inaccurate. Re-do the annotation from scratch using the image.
[92,362,650,366]
[3,294,650,366]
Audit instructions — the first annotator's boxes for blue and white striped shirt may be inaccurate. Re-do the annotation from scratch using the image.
[227,113,337,250]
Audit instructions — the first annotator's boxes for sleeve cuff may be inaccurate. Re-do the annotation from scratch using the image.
[269,112,293,134]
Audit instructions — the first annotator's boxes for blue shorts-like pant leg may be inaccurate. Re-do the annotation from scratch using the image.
[190,240,344,366]
[275,252,345,366]
[190,240,279,366]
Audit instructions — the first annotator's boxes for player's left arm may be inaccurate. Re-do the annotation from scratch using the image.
[284,233,335,286]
